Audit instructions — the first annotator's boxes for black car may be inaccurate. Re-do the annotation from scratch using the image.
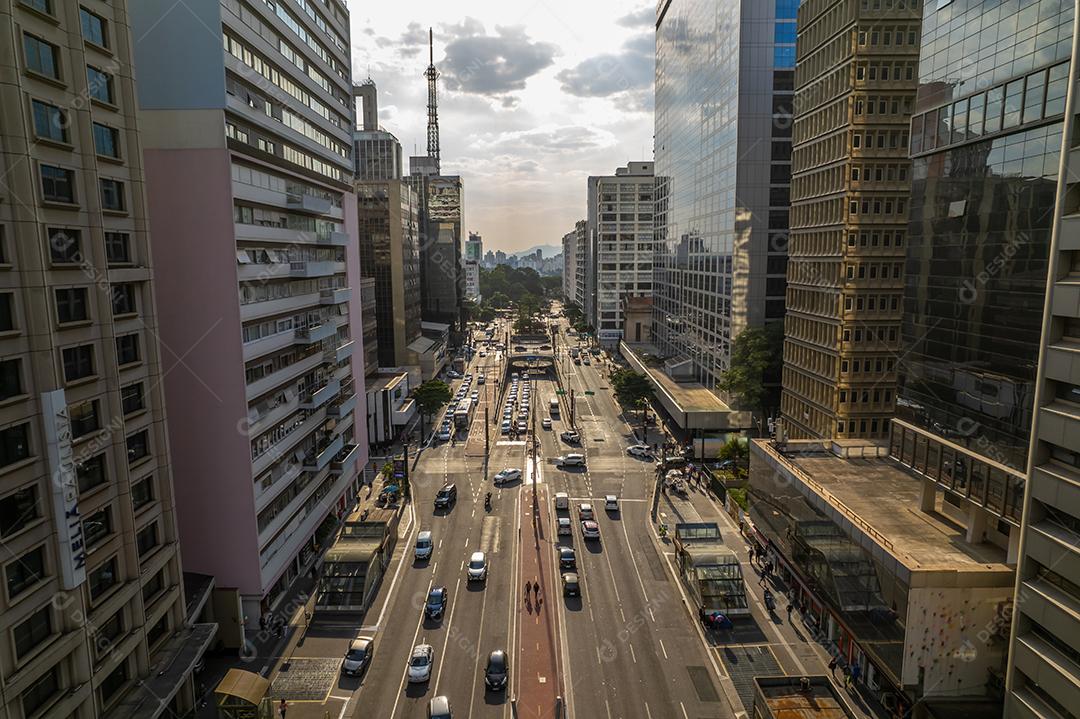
[558,547,577,570]
[434,484,457,509]
[425,586,448,620]
[484,649,509,690]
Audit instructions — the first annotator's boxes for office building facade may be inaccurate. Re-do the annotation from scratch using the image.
[352,79,403,182]
[464,231,482,303]
[586,162,655,345]
[572,220,587,312]
[562,227,577,303]
[781,0,920,440]
[653,0,793,390]
[131,0,367,624]
[0,1,212,716]
[407,168,465,331]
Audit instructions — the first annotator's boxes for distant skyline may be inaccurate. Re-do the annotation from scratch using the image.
[348,1,655,253]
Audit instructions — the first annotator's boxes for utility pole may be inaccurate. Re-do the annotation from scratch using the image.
[570,388,576,429]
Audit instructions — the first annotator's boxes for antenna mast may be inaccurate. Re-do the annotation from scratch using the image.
[425,27,441,173]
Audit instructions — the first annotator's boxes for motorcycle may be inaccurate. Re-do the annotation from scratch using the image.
[484,492,492,512]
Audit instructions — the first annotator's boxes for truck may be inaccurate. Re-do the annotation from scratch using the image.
[453,398,474,430]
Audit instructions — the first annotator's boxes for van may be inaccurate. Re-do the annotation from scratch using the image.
[415,531,433,560]
[554,492,569,511]
[549,397,559,415]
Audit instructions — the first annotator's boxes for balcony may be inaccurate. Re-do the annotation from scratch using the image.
[324,339,355,364]
[320,287,351,305]
[300,379,341,410]
[247,352,324,399]
[295,322,338,344]
[393,397,417,425]
[240,292,320,322]
[327,387,358,417]
[326,230,350,246]
[237,262,289,282]
[329,443,360,475]
[303,434,344,471]
[289,261,341,278]
[287,192,333,215]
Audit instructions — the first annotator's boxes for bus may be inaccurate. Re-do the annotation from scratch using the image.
[454,397,474,431]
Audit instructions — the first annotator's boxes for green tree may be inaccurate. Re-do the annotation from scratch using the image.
[610,369,654,429]
[564,303,583,324]
[412,380,452,440]
[716,323,784,420]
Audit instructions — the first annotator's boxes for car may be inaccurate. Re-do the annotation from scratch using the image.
[478,375,486,384]
[428,695,452,719]
[581,520,600,541]
[494,468,522,484]
[542,418,552,430]
[502,409,513,419]
[604,495,619,512]
[415,531,434,560]
[500,421,511,435]
[341,636,374,676]
[517,411,528,420]
[627,444,652,458]
[471,391,479,401]
[554,492,569,510]
[516,421,527,433]
[583,357,591,365]
[558,546,577,570]
[425,587,447,620]
[560,430,581,444]
[484,650,509,691]
[557,517,572,536]
[556,453,586,467]
[436,427,452,441]
[408,643,435,683]
[467,551,488,582]
[446,370,462,379]
[578,503,594,520]
[562,572,580,596]
[479,351,487,357]
[573,357,582,365]
[434,484,457,509]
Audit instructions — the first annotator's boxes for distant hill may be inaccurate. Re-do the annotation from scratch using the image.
[511,244,561,259]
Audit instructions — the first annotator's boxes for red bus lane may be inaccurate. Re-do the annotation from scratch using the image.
[515,482,561,718]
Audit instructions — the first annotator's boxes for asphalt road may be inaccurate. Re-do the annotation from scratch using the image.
[351,315,731,719]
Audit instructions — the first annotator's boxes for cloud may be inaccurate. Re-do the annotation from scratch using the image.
[556,32,653,107]
[616,5,654,28]
[438,21,557,96]
[473,125,615,156]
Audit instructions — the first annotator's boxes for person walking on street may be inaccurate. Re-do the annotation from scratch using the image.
[828,657,838,677]
[842,664,852,690]
[786,602,794,621]
[279,698,288,718]
[850,662,861,689]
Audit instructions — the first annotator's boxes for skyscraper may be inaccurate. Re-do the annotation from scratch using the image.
[562,227,578,302]
[781,0,920,440]
[132,0,368,626]
[465,232,482,303]
[653,0,793,393]
[587,162,655,345]
[353,79,404,182]
[0,1,211,715]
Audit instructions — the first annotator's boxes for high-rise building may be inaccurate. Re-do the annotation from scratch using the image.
[0,2,213,716]
[587,162,655,345]
[495,250,507,265]
[464,232,482,303]
[780,0,920,441]
[356,182,422,367]
[408,169,465,329]
[132,0,368,625]
[353,79,403,182]
[562,228,577,302]
[888,0,1071,570]
[652,0,793,392]
[572,220,587,311]
[484,249,495,267]
[1004,7,1080,716]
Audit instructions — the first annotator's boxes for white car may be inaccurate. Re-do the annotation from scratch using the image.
[605,495,619,512]
[467,551,488,582]
[494,468,522,484]
[407,644,434,683]
[557,517,572,536]
[478,375,486,384]
[500,420,511,434]
[627,444,651,458]
[471,391,479,401]
[415,530,434,560]
[542,418,552,430]
[516,421,527,433]
[437,427,452,441]
[581,520,600,541]
[578,503,594,520]
[446,370,462,379]
[560,430,581,444]
[556,453,586,467]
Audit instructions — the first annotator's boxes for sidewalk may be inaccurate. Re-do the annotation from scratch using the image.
[516,484,561,717]
[656,481,882,719]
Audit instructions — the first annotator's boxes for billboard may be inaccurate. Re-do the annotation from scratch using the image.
[41,389,87,589]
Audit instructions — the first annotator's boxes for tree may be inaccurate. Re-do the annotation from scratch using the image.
[564,303,583,324]
[412,380,452,440]
[610,369,654,430]
[716,323,784,421]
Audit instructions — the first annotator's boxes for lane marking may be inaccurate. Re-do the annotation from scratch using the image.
[659,639,668,659]
[433,576,463,691]
[387,577,434,719]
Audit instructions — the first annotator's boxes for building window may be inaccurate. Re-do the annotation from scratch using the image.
[14,605,53,660]
[0,423,31,468]
[6,545,46,598]
[69,399,100,439]
[55,287,89,324]
[105,232,130,264]
[23,34,59,79]
[20,663,60,718]
[111,283,136,316]
[116,334,140,365]
[127,430,149,464]
[99,659,128,706]
[94,610,124,659]
[100,179,125,212]
[147,614,169,647]
[76,454,107,493]
[79,7,108,48]
[120,383,144,415]
[142,568,164,603]
[40,165,75,204]
[83,505,112,549]
[0,293,14,332]
[92,123,119,158]
[88,556,118,601]
[62,345,94,382]
[87,65,114,103]
[0,484,38,537]
[48,227,81,264]
[136,522,158,559]
[131,477,154,510]
[21,0,53,14]
[31,100,67,143]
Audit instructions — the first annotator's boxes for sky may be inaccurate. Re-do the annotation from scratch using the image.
[348,1,656,255]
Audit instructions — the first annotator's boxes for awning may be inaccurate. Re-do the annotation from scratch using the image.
[214,669,268,706]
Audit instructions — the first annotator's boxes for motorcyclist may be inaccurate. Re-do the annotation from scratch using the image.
[484,492,492,510]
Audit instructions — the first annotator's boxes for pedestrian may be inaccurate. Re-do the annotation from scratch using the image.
[842,664,852,690]
[786,602,793,620]
[748,546,755,564]
[828,657,838,677]
[533,580,540,596]
[524,580,530,601]
[850,662,861,688]
[279,698,288,718]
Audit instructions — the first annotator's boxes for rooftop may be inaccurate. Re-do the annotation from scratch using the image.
[366,370,409,393]
[754,676,855,719]
[752,440,1011,574]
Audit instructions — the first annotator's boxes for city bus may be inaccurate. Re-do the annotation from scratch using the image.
[454,397,474,431]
